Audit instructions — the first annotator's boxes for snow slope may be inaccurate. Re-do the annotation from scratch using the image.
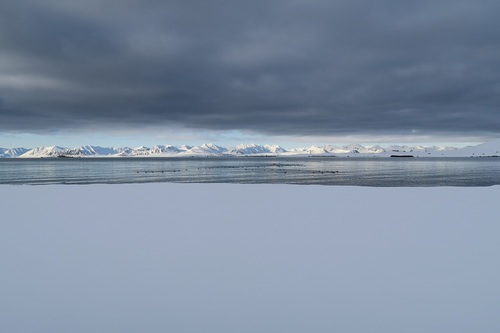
[0,147,29,158]
[182,143,227,155]
[19,145,66,158]
[229,143,287,155]
[448,138,500,157]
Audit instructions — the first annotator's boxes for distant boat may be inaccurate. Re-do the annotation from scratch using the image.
[390,155,414,158]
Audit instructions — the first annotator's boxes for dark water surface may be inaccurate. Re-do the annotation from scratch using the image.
[1,157,499,186]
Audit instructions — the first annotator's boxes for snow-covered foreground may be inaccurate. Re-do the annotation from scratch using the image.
[1,184,500,333]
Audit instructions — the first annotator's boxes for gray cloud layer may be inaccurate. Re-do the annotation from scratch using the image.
[1,0,499,137]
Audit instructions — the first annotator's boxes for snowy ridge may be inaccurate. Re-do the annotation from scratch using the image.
[0,147,29,158]
[2,139,499,158]
[18,146,66,158]
[229,143,286,155]
[183,143,227,155]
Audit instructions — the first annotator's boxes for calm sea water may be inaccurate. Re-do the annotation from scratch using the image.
[1,157,499,186]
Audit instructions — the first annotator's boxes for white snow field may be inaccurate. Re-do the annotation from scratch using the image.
[1,184,500,333]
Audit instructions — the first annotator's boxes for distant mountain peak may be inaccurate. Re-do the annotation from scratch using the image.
[3,140,498,158]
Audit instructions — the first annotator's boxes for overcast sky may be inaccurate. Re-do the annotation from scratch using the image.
[1,0,499,147]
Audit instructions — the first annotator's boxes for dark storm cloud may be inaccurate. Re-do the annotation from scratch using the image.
[1,0,499,137]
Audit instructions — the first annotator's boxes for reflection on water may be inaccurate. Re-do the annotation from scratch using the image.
[0,157,499,186]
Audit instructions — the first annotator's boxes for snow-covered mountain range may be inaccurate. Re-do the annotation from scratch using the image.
[1,139,500,158]
[0,147,30,158]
